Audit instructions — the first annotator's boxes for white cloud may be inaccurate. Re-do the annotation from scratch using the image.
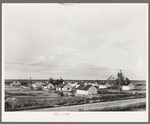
[4,4,148,80]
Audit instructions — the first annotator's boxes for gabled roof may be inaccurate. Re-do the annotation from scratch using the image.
[76,85,93,91]
[107,75,117,80]
[57,83,68,88]
[105,82,111,87]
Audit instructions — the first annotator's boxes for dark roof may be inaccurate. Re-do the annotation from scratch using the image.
[77,81,83,85]
[77,85,93,91]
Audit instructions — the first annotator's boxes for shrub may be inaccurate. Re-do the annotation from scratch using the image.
[5,102,11,109]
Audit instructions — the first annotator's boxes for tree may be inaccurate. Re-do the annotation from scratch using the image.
[125,77,130,85]
[95,80,99,83]
[55,79,60,86]
[48,77,54,86]
[59,77,63,84]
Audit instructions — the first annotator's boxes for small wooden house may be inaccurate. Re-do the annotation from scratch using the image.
[76,85,97,96]
[122,83,134,91]
[56,83,67,92]
[62,84,72,92]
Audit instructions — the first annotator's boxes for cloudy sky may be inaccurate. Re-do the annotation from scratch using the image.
[3,4,148,80]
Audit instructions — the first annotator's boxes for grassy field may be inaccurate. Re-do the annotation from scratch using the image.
[82,101,146,111]
[28,98,146,111]
[5,85,63,101]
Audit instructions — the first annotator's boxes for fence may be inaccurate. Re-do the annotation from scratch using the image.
[5,93,146,111]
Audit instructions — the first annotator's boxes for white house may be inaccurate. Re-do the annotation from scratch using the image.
[76,85,97,96]
[56,82,68,92]
[99,84,107,89]
[122,83,134,91]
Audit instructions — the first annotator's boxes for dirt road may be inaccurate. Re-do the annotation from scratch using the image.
[27,98,146,111]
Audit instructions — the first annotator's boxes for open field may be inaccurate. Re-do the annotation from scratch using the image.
[5,85,62,101]
[27,98,146,111]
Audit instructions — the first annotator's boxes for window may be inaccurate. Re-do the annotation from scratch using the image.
[67,87,70,90]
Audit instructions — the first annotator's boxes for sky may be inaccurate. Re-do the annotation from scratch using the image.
[3,4,148,80]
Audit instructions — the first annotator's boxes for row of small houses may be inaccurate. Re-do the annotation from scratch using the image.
[7,80,146,95]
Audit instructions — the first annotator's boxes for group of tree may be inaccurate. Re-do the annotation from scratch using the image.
[108,71,130,90]
[112,71,130,89]
[27,77,64,87]
[48,77,63,86]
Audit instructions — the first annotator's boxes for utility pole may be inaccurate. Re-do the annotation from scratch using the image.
[118,70,122,94]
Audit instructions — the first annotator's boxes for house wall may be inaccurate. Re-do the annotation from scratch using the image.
[34,82,42,88]
[105,83,111,88]
[76,90,88,95]
[62,85,72,92]
[42,86,49,91]
[88,86,97,94]
[56,87,62,91]
[47,84,54,89]
[128,83,134,90]
[99,85,107,89]
[93,82,99,87]
[122,86,130,91]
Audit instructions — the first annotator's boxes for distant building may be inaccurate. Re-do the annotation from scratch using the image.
[56,82,78,93]
[105,82,111,89]
[75,82,83,88]
[76,85,97,96]
[70,82,78,87]
[122,83,134,91]
[11,81,21,86]
[62,84,73,92]
[93,82,99,87]
[47,83,55,89]
[42,83,54,91]
[122,81,146,91]
[99,84,107,89]
[133,83,146,90]
[56,83,68,92]
[32,81,43,90]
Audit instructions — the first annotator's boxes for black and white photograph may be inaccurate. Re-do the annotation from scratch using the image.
[2,3,148,122]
